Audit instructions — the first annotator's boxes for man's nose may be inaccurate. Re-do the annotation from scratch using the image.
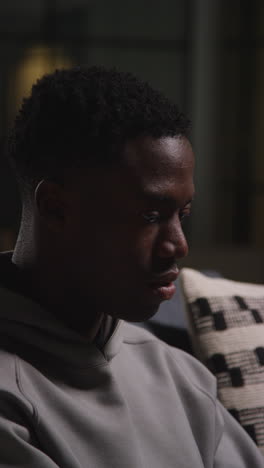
[156,215,189,260]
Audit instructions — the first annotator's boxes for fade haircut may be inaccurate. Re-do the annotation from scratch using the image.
[7,65,190,199]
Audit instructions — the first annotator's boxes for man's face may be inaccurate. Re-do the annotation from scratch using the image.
[65,136,194,322]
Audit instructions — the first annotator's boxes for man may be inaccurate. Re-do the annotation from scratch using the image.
[0,66,262,467]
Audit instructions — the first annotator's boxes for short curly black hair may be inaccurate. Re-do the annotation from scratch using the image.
[7,65,190,196]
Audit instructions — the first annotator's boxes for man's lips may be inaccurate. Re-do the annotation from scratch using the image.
[149,270,179,287]
[148,270,179,301]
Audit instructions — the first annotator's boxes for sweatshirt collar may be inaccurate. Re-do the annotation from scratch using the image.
[0,284,124,368]
[0,251,124,368]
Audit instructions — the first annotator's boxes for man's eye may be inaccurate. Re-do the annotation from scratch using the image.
[179,209,191,223]
[142,211,160,224]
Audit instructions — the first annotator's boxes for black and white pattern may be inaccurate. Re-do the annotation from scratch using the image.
[207,348,264,388]
[230,407,264,448]
[189,295,264,334]
[180,268,264,456]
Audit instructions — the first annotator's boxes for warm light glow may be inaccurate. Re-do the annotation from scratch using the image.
[9,45,72,118]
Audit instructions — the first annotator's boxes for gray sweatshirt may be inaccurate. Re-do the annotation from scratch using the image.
[0,285,263,467]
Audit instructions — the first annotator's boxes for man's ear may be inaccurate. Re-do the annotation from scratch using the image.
[34,180,67,232]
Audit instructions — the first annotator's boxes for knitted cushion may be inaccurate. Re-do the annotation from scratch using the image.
[180,268,264,456]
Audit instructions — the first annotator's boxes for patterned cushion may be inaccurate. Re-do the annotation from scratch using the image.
[180,268,264,456]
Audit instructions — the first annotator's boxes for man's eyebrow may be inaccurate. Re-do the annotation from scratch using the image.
[141,191,194,205]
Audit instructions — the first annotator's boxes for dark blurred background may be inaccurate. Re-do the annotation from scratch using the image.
[0,0,263,283]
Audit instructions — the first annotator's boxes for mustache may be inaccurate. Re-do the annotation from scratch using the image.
[151,258,179,275]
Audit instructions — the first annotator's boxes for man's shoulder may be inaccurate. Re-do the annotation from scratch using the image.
[122,321,217,402]
[0,347,23,396]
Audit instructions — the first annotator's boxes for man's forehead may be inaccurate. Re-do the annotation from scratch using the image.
[68,135,194,202]
[122,135,194,170]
